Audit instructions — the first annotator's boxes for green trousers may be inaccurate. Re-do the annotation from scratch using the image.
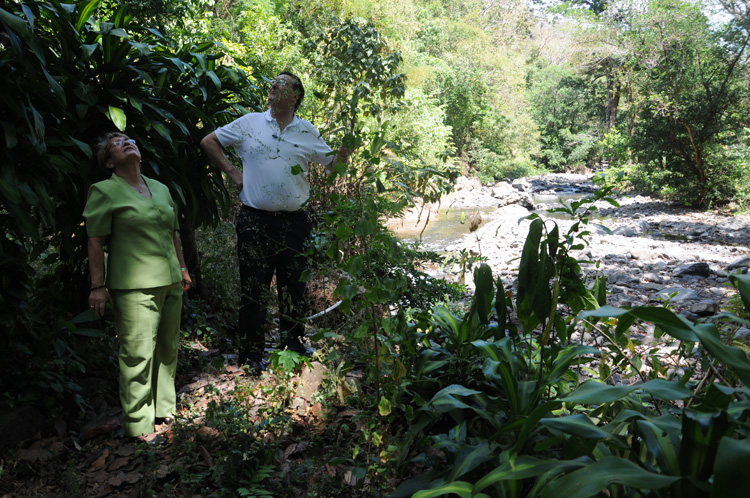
[111,282,182,437]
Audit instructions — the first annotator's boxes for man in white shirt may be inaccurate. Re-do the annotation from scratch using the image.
[201,72,350,373]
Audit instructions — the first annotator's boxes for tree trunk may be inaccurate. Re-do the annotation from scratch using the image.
[605,72,621,132]
[179,210,203,295]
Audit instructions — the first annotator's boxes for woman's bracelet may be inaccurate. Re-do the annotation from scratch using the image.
[90,284,105,291]
[181,267,189,272]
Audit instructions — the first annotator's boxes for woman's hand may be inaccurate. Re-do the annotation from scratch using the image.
[181,269,193,292]
[89,287,112,318]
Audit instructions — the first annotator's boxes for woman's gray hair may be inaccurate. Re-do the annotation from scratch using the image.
[95,131,127,167]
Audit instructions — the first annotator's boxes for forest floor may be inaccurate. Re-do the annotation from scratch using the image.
[1,351,368,498]
[3,174,750,497]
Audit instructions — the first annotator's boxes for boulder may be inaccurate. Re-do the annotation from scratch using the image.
[727,256,750,271]
[673,262,712,278]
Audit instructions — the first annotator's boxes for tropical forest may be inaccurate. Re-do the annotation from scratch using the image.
[1,0,750,496]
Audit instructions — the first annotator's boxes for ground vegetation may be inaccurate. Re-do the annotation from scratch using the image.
[1,0,749,497]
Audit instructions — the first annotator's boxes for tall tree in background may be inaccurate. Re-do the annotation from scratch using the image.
[627,0,750,206]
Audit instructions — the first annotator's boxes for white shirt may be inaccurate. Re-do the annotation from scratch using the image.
[215,110,333,211]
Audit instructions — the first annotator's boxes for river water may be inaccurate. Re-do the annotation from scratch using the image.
[391,193,590,247]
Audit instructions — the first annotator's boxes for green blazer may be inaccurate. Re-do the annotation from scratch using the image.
[83,174,182,290]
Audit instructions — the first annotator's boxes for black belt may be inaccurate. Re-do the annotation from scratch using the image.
[242,204,302,217]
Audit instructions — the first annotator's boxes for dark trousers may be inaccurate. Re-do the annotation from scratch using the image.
[235,205,311,358]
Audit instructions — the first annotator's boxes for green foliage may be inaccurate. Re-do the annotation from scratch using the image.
[386,182,750,498]
[0,0,260,408]
[527,63,604,172]
[598,126,631,169]
[625,0,750,207]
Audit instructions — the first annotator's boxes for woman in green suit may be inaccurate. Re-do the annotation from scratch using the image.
[84,132,192,440]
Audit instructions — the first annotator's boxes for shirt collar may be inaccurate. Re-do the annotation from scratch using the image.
[264,109,299,129]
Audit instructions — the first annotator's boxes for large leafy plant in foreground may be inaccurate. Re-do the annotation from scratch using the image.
[390,184,750,497]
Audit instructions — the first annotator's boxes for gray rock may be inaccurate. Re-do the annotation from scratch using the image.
[295,361,328,401]
[689,301,720,316]
[512,178,530,192]
[727,256,750,271]
[673,262,712,278]
[735,327,750,340]
[518,195,536,210]
[642,282,663,291]
[628,249,654,260]
[613,226,640,237]
[607,270,638,286]
[652,261,668,271]
[643,272,662,283]
[651,286,700,303]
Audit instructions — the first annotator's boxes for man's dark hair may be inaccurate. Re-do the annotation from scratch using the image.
[279,71,304,112]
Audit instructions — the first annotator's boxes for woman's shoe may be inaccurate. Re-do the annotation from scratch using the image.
[155,416,173,426]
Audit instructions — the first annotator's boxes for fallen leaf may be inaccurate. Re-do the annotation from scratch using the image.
[107,456,130,472]
[122,471,142,484]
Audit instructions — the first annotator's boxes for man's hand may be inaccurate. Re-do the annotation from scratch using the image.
[337,145,354,159]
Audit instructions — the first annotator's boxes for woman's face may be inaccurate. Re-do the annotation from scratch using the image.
[106,135,141,168]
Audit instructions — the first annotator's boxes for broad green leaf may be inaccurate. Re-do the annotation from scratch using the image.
[636,419,680,474]
[152,121,172,144]
[71,328,106,338]
[562,381,633,404]
[378,396,392,416]
[74,0,102,33]
[691,323,750,386]
[563,379,692,405]
[494,276,507,334]
[69,136,92,157]
[517,218,543,327]
[108,105,127,131]
[542,456,679,498]
[473,263,494,324]
[640,378,693,400]
[579,305,750,385]
[344,255,364,276]
[334,226,353,240]
[376,177,386,193]
[729,274,750,314]
[0,7,31,43]
[206,70,222,90]
[472,338,513,362]
[42,67,66,107]
[447,441,495,481]
[546,344,600,382]
[413,481,473,498]
[680,410,728,481]
[540,414,611,439]
[712,437,750,497]
[474,456,588,492]
[509,401,561,455]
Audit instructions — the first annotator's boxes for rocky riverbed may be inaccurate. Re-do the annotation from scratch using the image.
[391,173,750,333]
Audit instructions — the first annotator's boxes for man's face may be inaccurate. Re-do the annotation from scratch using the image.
[267,74,299,108]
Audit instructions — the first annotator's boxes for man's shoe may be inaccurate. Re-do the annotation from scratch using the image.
[241,353,267,375]
[282,338,316,357]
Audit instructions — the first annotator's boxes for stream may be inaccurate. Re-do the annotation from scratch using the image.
[388,173,750,329]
